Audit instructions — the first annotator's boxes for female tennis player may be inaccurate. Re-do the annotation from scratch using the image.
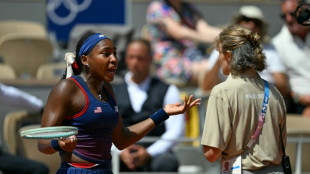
[38,32,200,174]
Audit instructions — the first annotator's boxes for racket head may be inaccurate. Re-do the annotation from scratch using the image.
[20,126,78,139]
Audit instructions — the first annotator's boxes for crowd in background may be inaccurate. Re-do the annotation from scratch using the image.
[0,0,310,173]
[1,0,309,116]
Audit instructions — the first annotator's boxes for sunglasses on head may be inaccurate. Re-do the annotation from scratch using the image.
[280,12,296,19]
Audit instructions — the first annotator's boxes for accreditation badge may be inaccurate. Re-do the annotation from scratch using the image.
[221,155,242,174]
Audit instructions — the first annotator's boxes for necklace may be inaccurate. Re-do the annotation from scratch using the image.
[98,91,102,100]
[82,76,103,100]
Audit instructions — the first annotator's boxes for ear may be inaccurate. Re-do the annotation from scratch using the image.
[224,51,232,63]
[80,55,88,66]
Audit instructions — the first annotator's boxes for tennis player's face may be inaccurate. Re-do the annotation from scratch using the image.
[87,39,118,82]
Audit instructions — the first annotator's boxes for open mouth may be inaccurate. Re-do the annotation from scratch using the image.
[108,68,116,74]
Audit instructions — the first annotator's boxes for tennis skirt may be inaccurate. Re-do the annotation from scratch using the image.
[56,162,113,174]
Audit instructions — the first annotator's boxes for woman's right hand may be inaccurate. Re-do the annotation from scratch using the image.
[58,135,77,152]
[164,95,200,116]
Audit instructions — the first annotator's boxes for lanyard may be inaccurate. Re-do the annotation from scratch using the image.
[247,80,269,148]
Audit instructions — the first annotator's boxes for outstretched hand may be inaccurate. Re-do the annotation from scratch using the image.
[163,95,201,116]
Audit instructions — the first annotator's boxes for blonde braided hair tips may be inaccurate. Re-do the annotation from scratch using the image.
[246,32,261,48]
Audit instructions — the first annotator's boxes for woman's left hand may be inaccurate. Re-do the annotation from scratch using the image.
[164,95,200,116]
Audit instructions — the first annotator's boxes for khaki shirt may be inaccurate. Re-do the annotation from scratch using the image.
[201,74,287,170]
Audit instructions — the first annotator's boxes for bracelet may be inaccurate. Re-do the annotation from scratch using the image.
[51,139,63,151]
[150,108,169,126]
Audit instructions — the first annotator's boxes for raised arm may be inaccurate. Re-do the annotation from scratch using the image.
[201,49,222,92]
[162,18,220,44]
[147,85,184,156]
[112,95,200,150]
[196,19,222,43]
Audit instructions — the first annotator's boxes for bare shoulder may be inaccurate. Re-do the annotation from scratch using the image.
[51,78,79,95]
[42,78,81,126]
[47,78,81,105]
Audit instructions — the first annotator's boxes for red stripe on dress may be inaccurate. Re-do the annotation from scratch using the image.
[65,77,89,120]
[69,162,98,168]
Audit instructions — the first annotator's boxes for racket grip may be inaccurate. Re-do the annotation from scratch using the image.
[51,139,64,152]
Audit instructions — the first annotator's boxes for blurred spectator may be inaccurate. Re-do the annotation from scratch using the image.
[272,0,310,116]
[0,83,48,174]
[202,5,291,101]
[145,0,221,88]
[0,83,44,111]
[113,39,184,172]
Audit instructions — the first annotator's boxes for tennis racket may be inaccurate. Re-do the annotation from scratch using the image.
[20,126,78,139]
